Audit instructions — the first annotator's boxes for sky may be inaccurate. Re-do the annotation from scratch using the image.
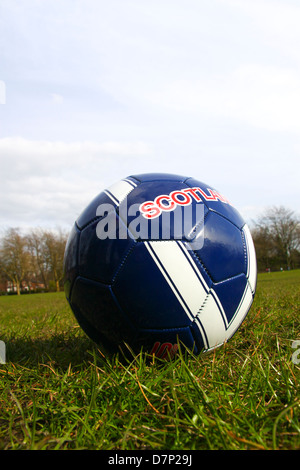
[0,0,299,232]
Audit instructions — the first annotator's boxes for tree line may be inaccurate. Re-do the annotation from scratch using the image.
[0,206,299,295]
[251,206,300,272]
[0,227,68,295]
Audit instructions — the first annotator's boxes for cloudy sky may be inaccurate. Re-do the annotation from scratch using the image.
[0,0,299,232]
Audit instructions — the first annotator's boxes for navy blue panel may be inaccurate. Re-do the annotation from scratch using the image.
[130,173,188,183]
[124,180,190,208]
[63,223,80,299]
[70,276,137,352]
[120,180,207,243]
[79,212,136,283]
[212,274,248,324]
[128,325,203,357]
[76,191,116,229]
[193,211,247,282]
[184,177,245,229]
[113,242,191,329]
[182,242,213,288]
[124,204,207,243]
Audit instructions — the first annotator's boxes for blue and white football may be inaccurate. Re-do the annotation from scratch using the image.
[64,173,257,359]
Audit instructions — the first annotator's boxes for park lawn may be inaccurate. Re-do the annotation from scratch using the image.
[0,271,299,450]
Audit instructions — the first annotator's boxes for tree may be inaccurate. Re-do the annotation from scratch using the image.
[43,229,68,292]
[251,224,276,271]
[0,228,30,295]
[254,206,300,270]
[27,228,50,290]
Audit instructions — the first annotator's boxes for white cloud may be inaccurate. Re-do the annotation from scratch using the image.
[0,137,152,229]
[223,0,300,62]
[0,80,5,104]
[148,63,300,132]
[51,93,63,104]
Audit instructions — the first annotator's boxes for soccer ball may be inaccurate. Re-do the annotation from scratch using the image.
[64,173,257,359]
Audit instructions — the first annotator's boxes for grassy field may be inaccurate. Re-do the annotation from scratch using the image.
[0,270,299,450]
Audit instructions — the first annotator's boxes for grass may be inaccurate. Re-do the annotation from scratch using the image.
[0,270,299,450]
